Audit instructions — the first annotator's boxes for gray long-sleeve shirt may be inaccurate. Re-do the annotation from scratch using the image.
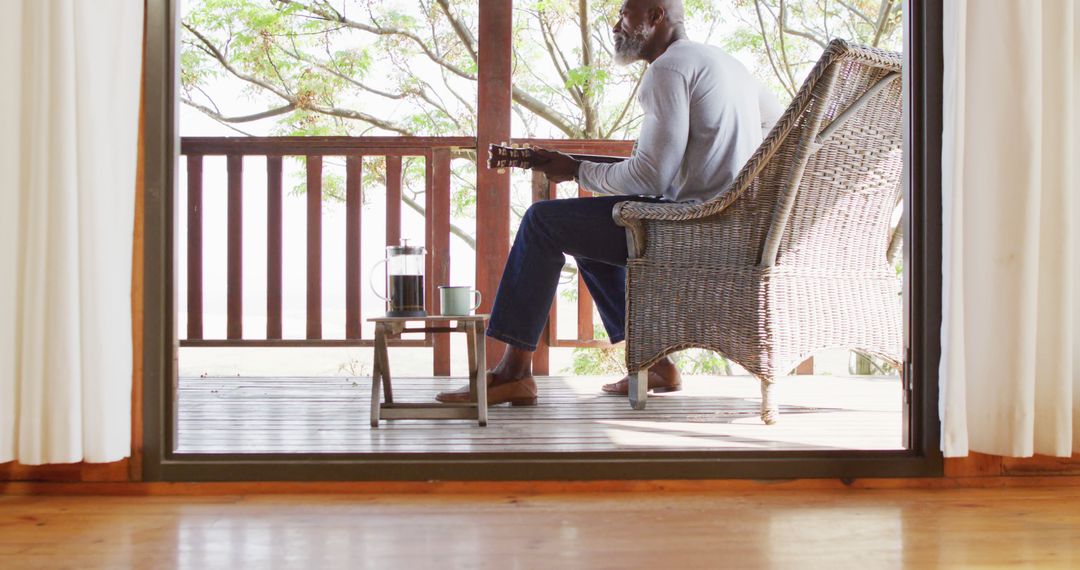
[577,40,783,204]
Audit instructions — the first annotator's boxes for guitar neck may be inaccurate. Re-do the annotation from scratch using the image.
[487,144,628,169]
[566,153,626,164]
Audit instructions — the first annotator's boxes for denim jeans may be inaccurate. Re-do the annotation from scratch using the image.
[486,195,664,351]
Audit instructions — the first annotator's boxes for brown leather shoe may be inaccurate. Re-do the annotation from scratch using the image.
[436,376,538,406]
[601,368,682,395]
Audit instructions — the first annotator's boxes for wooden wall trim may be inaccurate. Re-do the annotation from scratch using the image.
[129,1,147,482]
[0,461,131,482]
[945,453,1080,477]
[4,473,1080,495]
[5,455,1080,484]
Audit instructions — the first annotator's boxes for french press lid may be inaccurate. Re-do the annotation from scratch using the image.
[386,238,425,256]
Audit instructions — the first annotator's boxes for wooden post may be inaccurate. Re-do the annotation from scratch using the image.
[476,0,513,370]
[431,149,452,376]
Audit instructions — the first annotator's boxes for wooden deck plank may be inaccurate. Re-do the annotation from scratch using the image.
[175,375,902,454]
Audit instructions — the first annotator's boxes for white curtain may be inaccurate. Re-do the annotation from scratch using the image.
[941,0,1079,457]
[0,0,143,465]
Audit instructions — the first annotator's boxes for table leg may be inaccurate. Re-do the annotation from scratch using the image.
[466,321,478,403]
[376,324,393,404]
[370,325,384,428]
[475,323,488,427]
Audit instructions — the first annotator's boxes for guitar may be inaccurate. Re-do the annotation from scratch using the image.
[486,143,627,170]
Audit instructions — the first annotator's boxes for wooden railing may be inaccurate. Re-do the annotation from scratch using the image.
[179,136,634,376]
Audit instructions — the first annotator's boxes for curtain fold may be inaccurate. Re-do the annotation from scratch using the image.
[941,0,1079,457]
[0,0,143,465]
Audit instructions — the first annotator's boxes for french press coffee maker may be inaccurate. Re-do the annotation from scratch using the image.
[370,239,427,317]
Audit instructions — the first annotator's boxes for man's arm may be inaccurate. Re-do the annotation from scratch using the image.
[527,150,625,184]
[575,66,690,196]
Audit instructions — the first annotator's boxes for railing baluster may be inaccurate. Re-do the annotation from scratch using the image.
[266,156,283,339]
[306,155,323,339]
[385,156,402,248]
[227,155,243,339]
[530,170,550,375]
[547,179,560,350]
[576,184,595,342]
[345,155,363,339]
[186,155,204,340]
[431,149,452,376]
[424,155,435,354]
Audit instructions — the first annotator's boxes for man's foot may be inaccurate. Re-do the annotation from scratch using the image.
[601,361,682,395]
[435,373,538,406]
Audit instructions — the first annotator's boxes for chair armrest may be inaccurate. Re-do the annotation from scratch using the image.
[612,190,743,257]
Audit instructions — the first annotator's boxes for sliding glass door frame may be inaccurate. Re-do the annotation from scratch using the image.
[140,0,944,481]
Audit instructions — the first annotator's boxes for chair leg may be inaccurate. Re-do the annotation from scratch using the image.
[760,378,779,425]
[630,368,648,410]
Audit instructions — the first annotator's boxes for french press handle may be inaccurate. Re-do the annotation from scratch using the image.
[369,259,389,301]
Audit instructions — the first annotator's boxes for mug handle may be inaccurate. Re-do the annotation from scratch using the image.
[369,259,389,301]
[470,290,483,312]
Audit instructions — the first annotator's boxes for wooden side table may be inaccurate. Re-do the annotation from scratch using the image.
[368,315,489,427]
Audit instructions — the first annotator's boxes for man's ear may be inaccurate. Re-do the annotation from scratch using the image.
[650,6,666,26]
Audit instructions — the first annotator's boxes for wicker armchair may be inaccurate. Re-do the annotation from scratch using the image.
[612,40,904,424]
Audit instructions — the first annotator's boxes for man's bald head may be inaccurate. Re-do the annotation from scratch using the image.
[623,0,684,27]
[655,0,685,26]
[612,0,688,65]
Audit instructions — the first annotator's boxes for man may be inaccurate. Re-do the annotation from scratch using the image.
[437,0,783,406]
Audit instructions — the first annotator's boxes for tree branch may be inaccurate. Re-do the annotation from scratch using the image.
[538,13,583,106]
[871,0,898,47]
[184,24,294,102]
[281,39,410,100]
[275,0,477,80]
[181,98,297,123]
[434,0,477,63]
[440,66,477,118]
[782,26,827,48]
[836,0,875,27]
[184,23,412,135]
[752,0,795,98]
[512,86,580,138]
[776,0,799,92]
[602,70,643,138]
[578,0,598,137]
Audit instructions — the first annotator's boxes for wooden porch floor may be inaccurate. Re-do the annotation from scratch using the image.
[176,375,902,453]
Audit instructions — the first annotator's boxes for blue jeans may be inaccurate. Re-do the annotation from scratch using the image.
[486,195,664,351]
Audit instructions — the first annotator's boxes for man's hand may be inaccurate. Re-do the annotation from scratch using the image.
[530,148,580,184]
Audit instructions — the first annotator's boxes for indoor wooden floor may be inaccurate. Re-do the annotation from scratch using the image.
[177,375,902,453]
[3,487,1080,568]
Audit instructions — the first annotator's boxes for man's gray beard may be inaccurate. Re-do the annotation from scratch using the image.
[613,24,653,65]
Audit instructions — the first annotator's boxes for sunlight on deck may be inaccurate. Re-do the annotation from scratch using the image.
[177,375,902,454]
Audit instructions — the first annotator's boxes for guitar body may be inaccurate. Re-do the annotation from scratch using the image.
[487,144,626,170]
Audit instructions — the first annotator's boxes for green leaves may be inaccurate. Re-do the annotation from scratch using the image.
[565,65,609,98]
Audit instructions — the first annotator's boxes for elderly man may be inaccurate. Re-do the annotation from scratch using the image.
[437,0,783,406]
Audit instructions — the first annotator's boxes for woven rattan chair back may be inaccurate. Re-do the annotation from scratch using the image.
[612,40,904,423]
